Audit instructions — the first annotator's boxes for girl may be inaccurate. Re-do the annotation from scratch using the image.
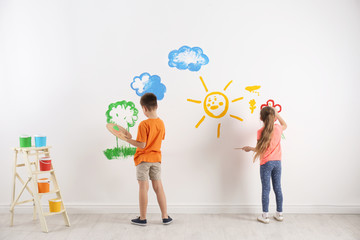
[242,106,287,224]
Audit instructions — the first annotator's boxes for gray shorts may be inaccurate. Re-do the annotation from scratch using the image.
[136,162,161,181]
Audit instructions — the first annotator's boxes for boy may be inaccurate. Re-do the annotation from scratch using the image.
[124,93,172,226]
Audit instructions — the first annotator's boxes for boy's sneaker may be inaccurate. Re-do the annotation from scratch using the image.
[274,212,284,221]
[131,217,147,226]
[257,213,270,224]
[162,216,173,225]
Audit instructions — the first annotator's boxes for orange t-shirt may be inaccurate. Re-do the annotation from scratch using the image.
[257,124,283,165]
[134,118,165,166]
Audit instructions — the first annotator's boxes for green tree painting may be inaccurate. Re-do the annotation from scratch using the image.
[103,100,139,160]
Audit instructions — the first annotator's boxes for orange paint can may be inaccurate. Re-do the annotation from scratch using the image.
[37,178,50,193]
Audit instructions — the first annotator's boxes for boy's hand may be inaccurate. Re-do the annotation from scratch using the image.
[118,132,131,141]
[126,138,146,149]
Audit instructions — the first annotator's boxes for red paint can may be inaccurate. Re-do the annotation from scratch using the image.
[39,157,52,171]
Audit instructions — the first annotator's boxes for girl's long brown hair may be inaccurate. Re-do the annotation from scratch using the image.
[253,107,275,162]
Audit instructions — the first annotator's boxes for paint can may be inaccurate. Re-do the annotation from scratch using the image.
[34,135,47,147]
[37,178,50,193]
[19,135,31,148]
[39,157,52,171]
[49,199,62,212]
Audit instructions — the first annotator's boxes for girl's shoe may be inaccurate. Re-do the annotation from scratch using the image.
[131,217,147,226]
[162,216,173,225]
[257,213,270,224]
[274,212,284,221]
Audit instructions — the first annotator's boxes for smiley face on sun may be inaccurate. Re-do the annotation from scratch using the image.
[187,76,244,138]
[204,92,229,118]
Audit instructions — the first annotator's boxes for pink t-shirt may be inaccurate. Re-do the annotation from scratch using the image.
[257,124,283,165]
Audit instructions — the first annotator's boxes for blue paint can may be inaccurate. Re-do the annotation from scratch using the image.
[34,135,47,147]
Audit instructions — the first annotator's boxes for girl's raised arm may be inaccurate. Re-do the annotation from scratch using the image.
[275,110,287,131]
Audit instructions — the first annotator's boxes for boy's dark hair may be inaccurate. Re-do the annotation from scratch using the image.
[140,93,158,111]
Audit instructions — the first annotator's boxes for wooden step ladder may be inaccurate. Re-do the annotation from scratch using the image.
[10,146,71,233]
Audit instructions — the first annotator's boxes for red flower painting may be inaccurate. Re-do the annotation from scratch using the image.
[260,99,282,113]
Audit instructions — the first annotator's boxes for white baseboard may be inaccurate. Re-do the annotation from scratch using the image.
[1,204,360,214]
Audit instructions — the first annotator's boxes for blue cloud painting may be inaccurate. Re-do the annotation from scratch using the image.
[168,46,209,72]
[131,73,166,100]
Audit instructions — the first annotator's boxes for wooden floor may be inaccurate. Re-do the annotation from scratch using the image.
[1,213,360,240]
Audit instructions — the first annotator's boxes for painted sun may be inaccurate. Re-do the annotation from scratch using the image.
[187,76,244,138]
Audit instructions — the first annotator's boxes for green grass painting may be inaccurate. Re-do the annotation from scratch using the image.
[103,146,137,160]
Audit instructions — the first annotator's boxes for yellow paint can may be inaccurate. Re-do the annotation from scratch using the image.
[49,199,62,212]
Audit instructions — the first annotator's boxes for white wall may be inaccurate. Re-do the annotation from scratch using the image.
[1,0,360,213]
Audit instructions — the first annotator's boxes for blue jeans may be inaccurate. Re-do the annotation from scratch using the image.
[260,160,283,212]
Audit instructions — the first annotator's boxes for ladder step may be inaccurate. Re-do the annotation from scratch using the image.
[38,189,60,196]
[15,199,34,205]
[14,146,52,151]
[44,209,65,217]
[32,170,54,175]
[16,162,36,167]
